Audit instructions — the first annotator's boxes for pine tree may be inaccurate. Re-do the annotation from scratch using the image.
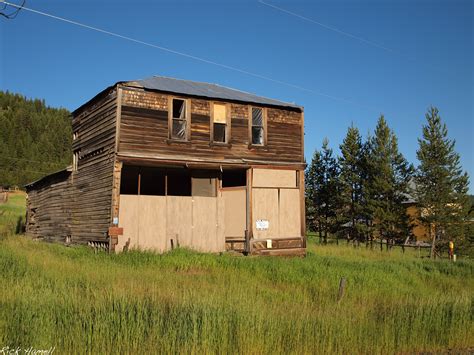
[339,125,365,242]
[0,91,72,187]
[415,107,470,258]
[367,116,414,249]
[305,139,341,243]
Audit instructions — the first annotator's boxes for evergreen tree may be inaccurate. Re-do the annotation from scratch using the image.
[415,107,470,257]
[367,116,414,248]
[339,125,365,242]
[305,139,341,243]
[0,91,72,188]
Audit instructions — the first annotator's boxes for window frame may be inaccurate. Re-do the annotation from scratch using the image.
[210,101,231,144]
[168,97,191,141]
[249,106,267,146]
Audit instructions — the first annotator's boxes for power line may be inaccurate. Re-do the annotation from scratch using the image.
[0,0,25,19]
[258,0,397,54]
[0,166,60,175]
[258,1,447,76]
[2,1,380,112]
[0,155,68,167]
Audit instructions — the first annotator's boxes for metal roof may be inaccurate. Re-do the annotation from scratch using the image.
[124,76,302,110]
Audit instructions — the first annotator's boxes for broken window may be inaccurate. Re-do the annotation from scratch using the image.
[171,98,187,140]
[251,107,264,145]
[222,169,247,188]
[140,167,165,196]
[167,169,192,196]
[120,165,139,195]
[213,103,227,143]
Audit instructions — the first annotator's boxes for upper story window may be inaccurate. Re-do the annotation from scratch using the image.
[251,107,265,145]
[212,103,229,143]
[170,98,189,140]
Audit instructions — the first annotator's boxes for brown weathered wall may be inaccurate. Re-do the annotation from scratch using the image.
[118,88,303,164]
[26,171,72,242]
[71,89,117,243]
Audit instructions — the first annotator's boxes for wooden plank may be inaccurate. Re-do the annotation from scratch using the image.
[138,195,167,252]
[252,168,297,188]
[252,188,279,239]
[117,194,139,252]
[279,188,301,237]
[166,196,192,249]
[222,188,246,239]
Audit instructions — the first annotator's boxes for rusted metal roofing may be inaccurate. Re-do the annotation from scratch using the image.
[124,76,302,110]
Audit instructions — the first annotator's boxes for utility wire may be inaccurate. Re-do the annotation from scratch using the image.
[0,0,25,19]
[0,155,68,167]
[258,0,445,74]
[2,1,380,112]
[258,0,397,54]
[0,166,61,175]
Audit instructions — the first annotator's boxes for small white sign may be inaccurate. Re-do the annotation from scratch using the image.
[256,219,269,230]
[113,217,119,226]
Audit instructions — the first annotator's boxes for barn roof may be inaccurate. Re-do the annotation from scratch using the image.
[123,76,302,110]
[25,166,72,189]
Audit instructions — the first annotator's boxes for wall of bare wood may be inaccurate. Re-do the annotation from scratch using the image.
[119,88,303,164]
[26,171,72,242]
[70,89,117,243]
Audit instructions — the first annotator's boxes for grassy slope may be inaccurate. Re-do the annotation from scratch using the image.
[0,192,26,236]
[0,194,473,353]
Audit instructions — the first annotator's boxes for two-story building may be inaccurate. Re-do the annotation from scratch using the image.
[25,76,306,256]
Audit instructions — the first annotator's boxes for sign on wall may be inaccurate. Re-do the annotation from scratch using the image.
[256,219,269,230]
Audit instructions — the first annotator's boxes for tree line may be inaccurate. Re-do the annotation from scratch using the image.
[305,107,472,256]
[0,91,72,188]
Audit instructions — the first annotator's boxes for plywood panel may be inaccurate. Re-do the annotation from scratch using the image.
[138,196,167,252]
[252,188,279,239]
[166,196,192,249]
[222,188,246,238]
[192,197,225,252]
[117,194,139,252]
[252,169,297,188]
[279,188,301,237]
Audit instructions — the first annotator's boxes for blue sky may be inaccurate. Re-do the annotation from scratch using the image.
[1,0,472,191]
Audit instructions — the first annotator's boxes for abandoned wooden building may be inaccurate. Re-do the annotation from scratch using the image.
[25,76,306,256]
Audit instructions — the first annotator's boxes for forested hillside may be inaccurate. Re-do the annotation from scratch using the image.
[0,91,72,188]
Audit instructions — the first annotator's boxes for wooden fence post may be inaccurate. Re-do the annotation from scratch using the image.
[337,277,347,302]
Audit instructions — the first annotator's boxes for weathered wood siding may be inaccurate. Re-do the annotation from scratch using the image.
[118,88,303,163]
[26,171,72,242]
[71,89,117,243]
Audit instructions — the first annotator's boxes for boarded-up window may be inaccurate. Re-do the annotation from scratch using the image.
[171,99,187,140]
[192,170,218,197]
[213,103,227,143]
[252,107,264,145]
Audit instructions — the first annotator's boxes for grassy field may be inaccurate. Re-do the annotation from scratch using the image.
[0,193,473,353]
[0,192,26,236]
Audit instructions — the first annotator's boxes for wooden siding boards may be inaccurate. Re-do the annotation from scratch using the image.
[26,170,72,242]
[71,89,117,244]
[118,88,303,164]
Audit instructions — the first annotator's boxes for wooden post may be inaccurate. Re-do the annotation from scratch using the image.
[337,277,346,302]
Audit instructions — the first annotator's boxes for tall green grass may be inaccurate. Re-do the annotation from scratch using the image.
[0,192,26,236]
[0,193,473,353]
[0,236,472,354]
